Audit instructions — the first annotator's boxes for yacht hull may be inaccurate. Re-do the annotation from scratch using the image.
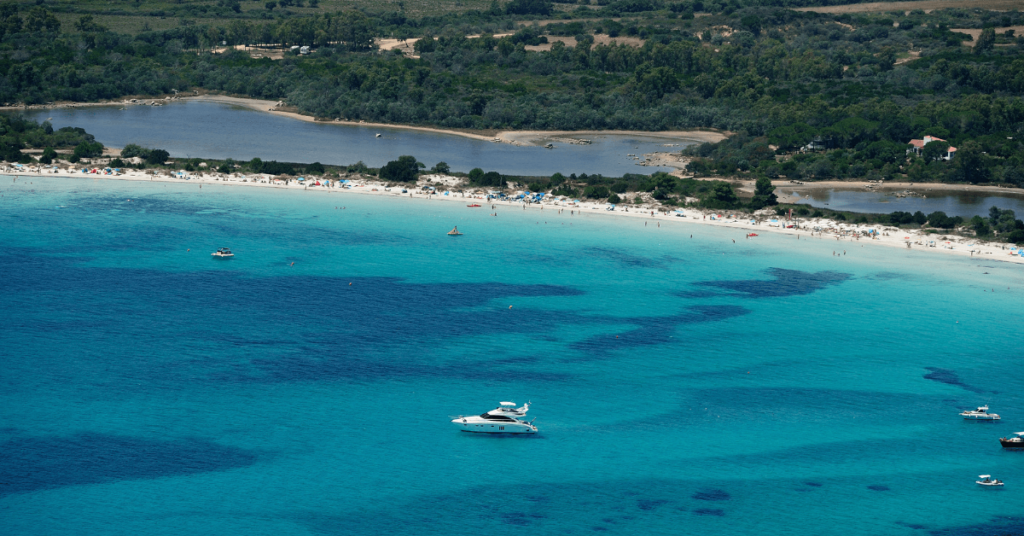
[1000,439,1024,448]
[452,419,536,434]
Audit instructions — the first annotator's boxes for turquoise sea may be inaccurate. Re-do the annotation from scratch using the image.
[3,176,1024,536]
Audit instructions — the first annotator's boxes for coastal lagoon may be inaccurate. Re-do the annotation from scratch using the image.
[794,188,1024,219]
[20,101,687,176]
[3,176,1024,535]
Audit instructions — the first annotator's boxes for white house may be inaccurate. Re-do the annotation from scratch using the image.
[908,135,957,160]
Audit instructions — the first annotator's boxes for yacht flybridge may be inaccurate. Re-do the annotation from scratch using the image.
[451,401,537,434]
[961,406,1000,420]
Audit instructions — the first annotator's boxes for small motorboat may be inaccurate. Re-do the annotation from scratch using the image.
[447,226,462,236]
[999,432,1024,448]
[977,475,1004,486]
[211,247,234,258]
[375,133,381,138]
[961,405,1000,420]
[747,233,758,237]
[467,204,481,208]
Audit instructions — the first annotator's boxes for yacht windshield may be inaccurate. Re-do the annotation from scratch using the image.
[479,414,516,421]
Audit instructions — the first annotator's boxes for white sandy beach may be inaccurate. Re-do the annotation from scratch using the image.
[6,165,1024,267]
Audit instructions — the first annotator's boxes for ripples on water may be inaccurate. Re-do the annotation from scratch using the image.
[2,178,1024,536]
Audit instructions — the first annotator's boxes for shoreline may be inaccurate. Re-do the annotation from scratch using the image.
[728,179,1024,205]
[7,168,1024,266]
[2,94,731,147]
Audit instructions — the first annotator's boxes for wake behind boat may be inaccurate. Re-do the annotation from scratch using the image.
[961,405,1000,420]
[451,401,537,434]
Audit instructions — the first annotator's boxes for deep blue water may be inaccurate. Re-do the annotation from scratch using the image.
[3,176,1024,535]
[19,101,686,176]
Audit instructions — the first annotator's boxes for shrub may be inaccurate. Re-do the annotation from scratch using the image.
[145,149,169,165]
[379,155,420,182]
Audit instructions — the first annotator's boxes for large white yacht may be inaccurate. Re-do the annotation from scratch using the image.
[961,406,1000,420]
[451,402,537,434]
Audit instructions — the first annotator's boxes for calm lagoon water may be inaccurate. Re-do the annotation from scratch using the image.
[794,188,1024,219]
[3,176,1024,535]
[20,101,687,176]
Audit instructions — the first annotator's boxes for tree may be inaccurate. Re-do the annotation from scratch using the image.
[921,141,950,162]
[975,28,995,54]
[951,141,989,184]
[71,141,104,161]
[927,211,956,229]
[468,168,484,183]
[121,144,148,159]
[702,183,739,208]
[432,161,450,174]
[749,177,778,209]
[24,7,60,32]
[306,161,325,174]
[878,47,898,71]
[379,155,420,182]
[265,1,277,11]
[75,15,105,32]
[505,0,551,15]
[146,149,170,164]
[608,193,622,204]
[970,215,990,236]
[740,15,761,36]
[481,171,503,187]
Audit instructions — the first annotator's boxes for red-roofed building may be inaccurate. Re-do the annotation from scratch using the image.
[907,135,957,161]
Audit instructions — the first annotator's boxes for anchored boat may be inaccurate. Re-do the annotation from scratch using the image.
[451,401,537,434]
[961,405,1000,420]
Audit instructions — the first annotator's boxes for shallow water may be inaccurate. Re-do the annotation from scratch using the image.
[19,101,688,176]
[794,188,1024,219]
[3,176,1024,536]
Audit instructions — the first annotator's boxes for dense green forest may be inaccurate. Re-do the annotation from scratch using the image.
[2,0,1024,189]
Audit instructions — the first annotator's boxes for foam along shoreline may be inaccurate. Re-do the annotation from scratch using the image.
[4,94,730,148]
[7,165,1024,266]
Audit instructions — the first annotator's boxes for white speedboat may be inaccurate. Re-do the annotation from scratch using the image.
[977,475,1004,487]
[961,405,1000,420]
[211,247,234,258]
[452,402,537,434]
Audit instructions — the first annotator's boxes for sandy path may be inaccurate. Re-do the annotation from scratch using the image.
[7,167,1024,267]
